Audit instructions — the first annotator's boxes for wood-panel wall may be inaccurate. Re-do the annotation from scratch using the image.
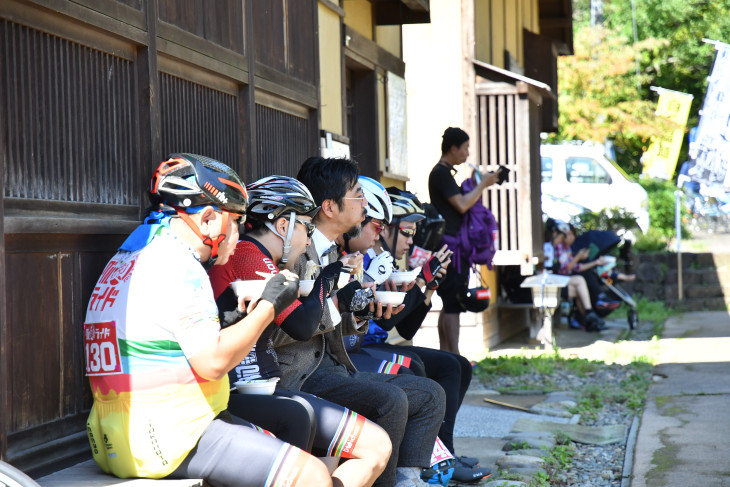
[474,0,542,68]
[0,0,319,475]
[475,82,543,269]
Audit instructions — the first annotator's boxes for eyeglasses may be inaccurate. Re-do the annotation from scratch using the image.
[342,188,366,202]
[295,219,316,238]
[398,226,416,238]
[370,221,385,234]
[229,212,246,225]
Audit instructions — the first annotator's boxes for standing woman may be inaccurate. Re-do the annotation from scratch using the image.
[428,127,498,353]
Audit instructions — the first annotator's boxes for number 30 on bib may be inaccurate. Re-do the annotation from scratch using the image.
[84,321,122,376]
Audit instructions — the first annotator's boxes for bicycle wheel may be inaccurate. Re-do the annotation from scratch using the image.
[0,461,40,487]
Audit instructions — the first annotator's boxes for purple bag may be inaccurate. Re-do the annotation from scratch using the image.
[444,177,498,273]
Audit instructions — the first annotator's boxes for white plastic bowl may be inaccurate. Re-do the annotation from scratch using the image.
[338,270,351,288]
[374,291,406,306]
[299,279,315,296]
[234,378,279,395]
[389,268,420,285]
[230,280,267,300]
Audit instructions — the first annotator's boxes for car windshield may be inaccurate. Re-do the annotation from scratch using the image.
[566,157,611,184]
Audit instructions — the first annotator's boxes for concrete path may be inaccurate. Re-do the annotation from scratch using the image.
[630,310,730,487]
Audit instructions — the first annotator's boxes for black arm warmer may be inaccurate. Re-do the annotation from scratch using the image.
[395,299,432,341]
[279,272,329,341]
[216,287,246,329]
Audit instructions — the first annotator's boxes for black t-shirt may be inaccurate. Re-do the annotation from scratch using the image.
[428,162,463,235]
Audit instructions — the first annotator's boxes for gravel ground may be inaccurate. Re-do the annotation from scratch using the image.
[467,318,657,486]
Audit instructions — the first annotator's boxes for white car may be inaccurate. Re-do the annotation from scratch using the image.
[541,143,650,232]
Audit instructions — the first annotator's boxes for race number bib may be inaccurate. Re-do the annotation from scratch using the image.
[408,245,432,270]
[429,436,454,466]
[84,321,122,376]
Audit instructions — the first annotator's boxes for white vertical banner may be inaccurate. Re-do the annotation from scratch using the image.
[690,41,730,189]
[387,72,408,176]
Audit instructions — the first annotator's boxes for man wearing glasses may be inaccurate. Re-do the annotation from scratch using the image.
[208,175,391,487]
[273,157,447,487]
[83,155,334,486]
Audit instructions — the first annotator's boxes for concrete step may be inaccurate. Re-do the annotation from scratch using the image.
[36,460,202,487]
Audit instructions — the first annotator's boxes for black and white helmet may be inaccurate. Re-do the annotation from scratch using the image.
[359,176,393,223]
[246,176,319,222]
[246,176,319,268]
[150,153,248,214]
[387,187,426,223]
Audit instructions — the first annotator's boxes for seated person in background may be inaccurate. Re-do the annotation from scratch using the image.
[83,154,332,487]
[273,157,447,487]
[342,180,491,484]
[547,219,607,332]
[208,175,391,487]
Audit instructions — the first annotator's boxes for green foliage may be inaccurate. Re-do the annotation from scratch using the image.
[634,228,669,252]
[544,444,575,472]
[618,369,653,411]
[637,177,688,238]
[547,25,669,175]
[510,441,531,451]
[570,384,605,421]
[527,471,551,487]
[572,206,641,234]
[619,297,677,337]
[473,355,603,392]
[602,0,730,139]
[557,1,730,175]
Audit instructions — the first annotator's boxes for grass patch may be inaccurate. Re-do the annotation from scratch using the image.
[567,363,652,419]
[619,297,679,337]
[473,354,604,392]
[474,355,602,381]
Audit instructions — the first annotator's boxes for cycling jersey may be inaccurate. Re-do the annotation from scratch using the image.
[208,237,308,381]
[84,224,228,478]
[208,236,367,460]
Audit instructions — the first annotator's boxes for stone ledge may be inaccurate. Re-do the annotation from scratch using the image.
[36,460,203,487]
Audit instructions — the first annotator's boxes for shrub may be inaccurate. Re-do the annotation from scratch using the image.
[634,227,669,252]
[635,177,690,239]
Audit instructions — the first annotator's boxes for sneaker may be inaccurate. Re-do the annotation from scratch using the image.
[584,311,607,332]
[450,464,492,483]
[420,459,455,486]
[568,317,585,330]
[454,455,479,468]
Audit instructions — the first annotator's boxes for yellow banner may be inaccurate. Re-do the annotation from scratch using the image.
[642,89,693,179]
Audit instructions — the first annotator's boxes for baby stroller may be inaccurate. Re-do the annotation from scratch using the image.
[570,230,638,329]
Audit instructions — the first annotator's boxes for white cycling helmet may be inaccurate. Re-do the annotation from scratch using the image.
[359,176,393,223]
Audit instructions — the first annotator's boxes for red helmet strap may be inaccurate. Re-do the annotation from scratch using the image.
[176,209,229,260]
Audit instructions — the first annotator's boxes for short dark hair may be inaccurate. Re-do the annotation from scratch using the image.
[297,156,359,209]
[441,127,470,155]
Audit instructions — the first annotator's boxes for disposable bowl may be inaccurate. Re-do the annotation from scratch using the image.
[234,378,279,395]
[299,279,315,296]
[374,291,407,306]
[230,280,267,300]
[338,270,351,288]
[389,268,420,285]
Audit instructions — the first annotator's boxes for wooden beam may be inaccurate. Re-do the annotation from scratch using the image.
[0,12,6,458]
[136,0,161,208]
[344,25,405,77]
[373,0,430,25]
[319,0,345,17]
[241,0,256,183]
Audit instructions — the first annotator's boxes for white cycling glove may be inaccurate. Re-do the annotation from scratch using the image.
[364,251,394,285]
